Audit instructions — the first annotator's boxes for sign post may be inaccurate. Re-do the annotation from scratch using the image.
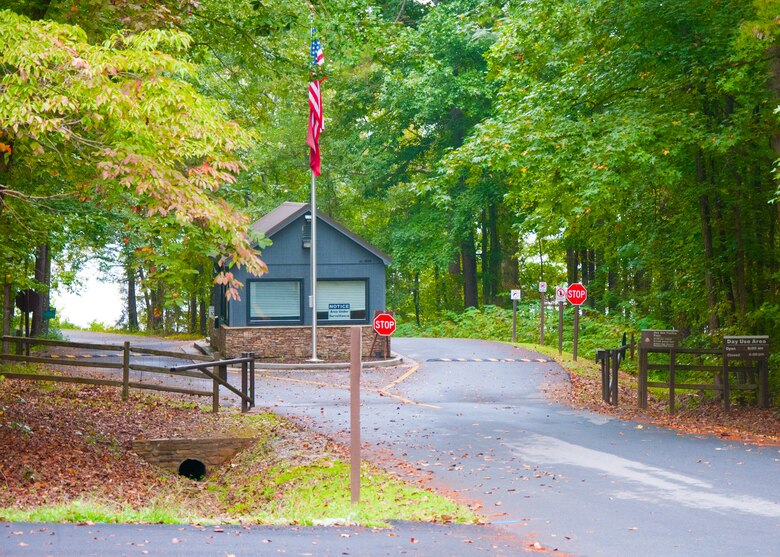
[724,336,770,409]
[638,330,680,409]
[350,326,361,503]
[566,283,587,360]
[555,286,567,355]
[538,282,547,345]
[372,311,396,358]
[510,290,521,342]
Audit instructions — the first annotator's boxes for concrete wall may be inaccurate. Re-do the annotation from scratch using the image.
[132,437,257,475]
[210,323,391,360]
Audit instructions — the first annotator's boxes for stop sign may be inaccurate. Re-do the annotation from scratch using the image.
[373,312,396,336]
[566,283,587,305]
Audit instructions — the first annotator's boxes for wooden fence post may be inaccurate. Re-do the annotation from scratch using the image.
[722,347,730,414]
[249,352,256,407]
[759,358,769,408]
[241,352,248,413]
[1,283,10,358]
[638,347,647,409]
[122,341,130,401]
[213,364,226,413]
[610,349,619,405]
[669,348,676,415]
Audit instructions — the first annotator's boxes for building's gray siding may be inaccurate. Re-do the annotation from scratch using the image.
[224,214,387,327]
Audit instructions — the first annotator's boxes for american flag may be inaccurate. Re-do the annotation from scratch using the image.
[307,30,324,176]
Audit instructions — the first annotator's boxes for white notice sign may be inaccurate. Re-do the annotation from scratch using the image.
[328,303,350,320]
[510,290,522,300]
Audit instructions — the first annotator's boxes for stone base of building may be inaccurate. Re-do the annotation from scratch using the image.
[209,322,391,361]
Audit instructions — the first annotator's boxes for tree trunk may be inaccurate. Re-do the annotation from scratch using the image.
[199,295,207,336]
[139,267,152,331]
[2,283,11,355]
[566,247,578,284]
[127,267,139,332]
[732,193,748,323]
[481,209,490,305]
[487,203,501,304]
[461,232,478,309]
[579,248,589,285]
[698,151,719,332]
[769,45,780,155]
[189,290,197,333]
[31,244,50,337]
[413,272,421,326]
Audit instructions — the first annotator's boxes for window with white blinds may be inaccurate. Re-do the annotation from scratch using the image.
[249,280,302,322]
[316,280,367,321]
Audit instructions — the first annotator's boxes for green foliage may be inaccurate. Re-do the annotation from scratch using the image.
[6,0,780,349]
[244,460,476,527]
[0,8,266,303]
[399,302,648,366]
[0,499,184,524]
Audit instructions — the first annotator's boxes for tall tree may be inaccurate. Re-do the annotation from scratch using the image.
[0,10,268,312]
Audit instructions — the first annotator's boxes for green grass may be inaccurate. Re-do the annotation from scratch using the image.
[0,460,476,527]
[220,460,476,527]
[1,499,183,524]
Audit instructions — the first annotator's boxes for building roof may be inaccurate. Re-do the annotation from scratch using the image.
[251,202,392,265]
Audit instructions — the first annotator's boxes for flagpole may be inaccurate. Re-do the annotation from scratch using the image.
[307,21,323,362]
[309,171,321,362]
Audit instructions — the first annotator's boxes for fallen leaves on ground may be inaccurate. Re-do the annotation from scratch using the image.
[0,379,244,509]
[546,364,780,446]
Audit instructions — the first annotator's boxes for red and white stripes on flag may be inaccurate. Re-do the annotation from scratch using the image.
[307,32,324,176]
[307,78,323,176]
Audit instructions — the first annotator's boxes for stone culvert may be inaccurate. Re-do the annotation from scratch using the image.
[132,437,258,479]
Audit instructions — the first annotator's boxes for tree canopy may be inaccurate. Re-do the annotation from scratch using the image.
[3,0,780,341]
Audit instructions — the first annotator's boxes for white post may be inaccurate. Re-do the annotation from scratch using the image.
[309,172,321,362]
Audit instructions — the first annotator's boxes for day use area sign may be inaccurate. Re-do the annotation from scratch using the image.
[724,335,769,360]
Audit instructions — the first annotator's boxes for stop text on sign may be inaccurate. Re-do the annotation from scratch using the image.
[566,283,587,306]
[373,313,396,336]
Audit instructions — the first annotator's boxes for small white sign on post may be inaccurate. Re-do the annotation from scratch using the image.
[555,286,567,303]
[510,289,522,300]
[538,282,548,293]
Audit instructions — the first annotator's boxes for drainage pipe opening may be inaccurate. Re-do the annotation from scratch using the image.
[178,459,207,480]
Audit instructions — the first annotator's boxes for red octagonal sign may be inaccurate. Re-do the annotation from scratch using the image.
[373,312,397,336]
[566,283,588,306]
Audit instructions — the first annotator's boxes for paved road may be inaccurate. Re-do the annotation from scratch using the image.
[256,337,780,556]
[5,334,780,555]
[2,521,521,556]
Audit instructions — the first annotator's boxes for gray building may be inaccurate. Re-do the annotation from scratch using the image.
[210,202,392,359]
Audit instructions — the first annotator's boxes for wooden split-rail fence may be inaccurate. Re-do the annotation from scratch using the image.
[0,335,255,412]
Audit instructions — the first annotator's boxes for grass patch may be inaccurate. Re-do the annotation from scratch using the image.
[1,499,184,524]
[212,458,475,527]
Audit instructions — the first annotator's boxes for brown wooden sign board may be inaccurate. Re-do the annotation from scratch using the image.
[724,336,769,360]
[640,329,680,349]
